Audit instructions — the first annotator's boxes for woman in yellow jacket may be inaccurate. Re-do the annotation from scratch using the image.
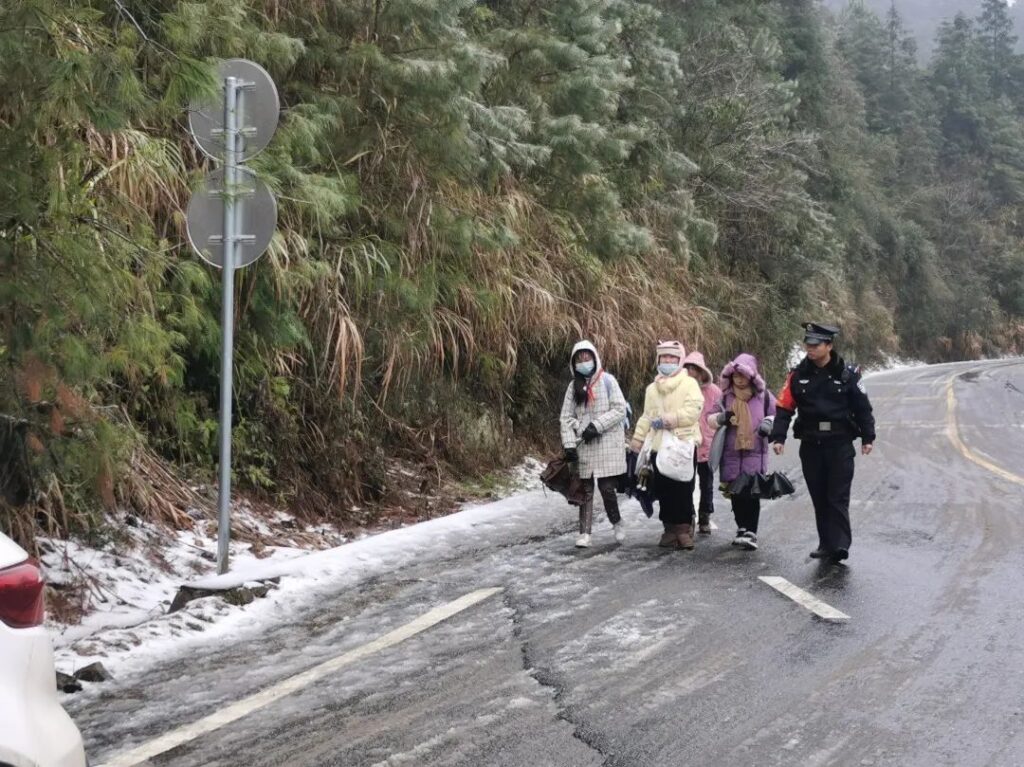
[630,341,705,549]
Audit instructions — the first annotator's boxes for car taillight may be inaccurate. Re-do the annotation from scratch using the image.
[0,559,45,628]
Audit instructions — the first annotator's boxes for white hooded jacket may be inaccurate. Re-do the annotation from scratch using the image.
[559,341,629,480]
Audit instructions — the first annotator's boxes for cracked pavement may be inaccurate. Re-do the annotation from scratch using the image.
[71,360,1024,766]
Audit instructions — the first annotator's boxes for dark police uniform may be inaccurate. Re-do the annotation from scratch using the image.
[770,323,875,560]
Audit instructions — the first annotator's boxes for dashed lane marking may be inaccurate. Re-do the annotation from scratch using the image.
[97,587,503,767]
[758,576,849,622]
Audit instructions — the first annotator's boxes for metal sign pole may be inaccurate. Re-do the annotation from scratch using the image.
[216,76,239,575]
[186,59,279,576]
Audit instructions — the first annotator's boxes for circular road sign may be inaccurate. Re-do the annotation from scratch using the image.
[186,167,277,269]
[188,59,280,162]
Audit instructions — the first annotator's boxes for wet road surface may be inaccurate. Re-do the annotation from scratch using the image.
[71,360,1024,766]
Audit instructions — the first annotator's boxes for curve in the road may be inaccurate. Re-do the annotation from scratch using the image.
[944,365,1024,487]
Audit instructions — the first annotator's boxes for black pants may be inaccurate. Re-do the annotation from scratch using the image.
[799,440,856,552]
[579,475,621,534]
[731,495,760,533]
[652,454,696,526]
[696,461,715,519]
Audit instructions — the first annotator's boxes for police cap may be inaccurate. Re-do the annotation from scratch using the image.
[803,322,840,345]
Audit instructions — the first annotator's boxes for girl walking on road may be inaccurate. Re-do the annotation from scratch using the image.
[630,341,704,550]
[709,353,777,551]
[684,351,722,535]
[560,341,629,548]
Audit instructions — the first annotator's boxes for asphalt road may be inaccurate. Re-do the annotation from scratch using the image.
[70,359,1024,767]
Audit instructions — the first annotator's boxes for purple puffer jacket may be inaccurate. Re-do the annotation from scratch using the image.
[715,354,777,483]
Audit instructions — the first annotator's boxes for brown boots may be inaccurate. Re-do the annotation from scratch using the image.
[659,524,696,550]
[659,526,677,548]
[677,524,696,550]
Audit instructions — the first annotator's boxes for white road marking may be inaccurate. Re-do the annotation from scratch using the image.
[709,519,719,530]
[758,576,849,622]
[97,587,503,767]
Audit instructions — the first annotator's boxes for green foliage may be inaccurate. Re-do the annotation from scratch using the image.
[2,0,1023,544]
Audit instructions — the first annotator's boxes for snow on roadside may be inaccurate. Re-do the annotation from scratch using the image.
[862,353,927,376]
[48,457,556,685]
[44,502,340,668]
[787,343,927,378]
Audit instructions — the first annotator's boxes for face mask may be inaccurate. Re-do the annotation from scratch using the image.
[575,361,595,377]
[658,363,680,377]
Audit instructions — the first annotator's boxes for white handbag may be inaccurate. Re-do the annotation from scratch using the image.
[657,431,696,482]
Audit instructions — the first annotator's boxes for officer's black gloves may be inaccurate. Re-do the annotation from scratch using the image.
[563,447,579,462]
[581,424,600,443]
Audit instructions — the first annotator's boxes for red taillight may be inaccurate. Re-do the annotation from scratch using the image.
[0,559,45,628]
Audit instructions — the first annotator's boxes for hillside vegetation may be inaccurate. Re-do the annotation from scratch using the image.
[2,0,1023,544]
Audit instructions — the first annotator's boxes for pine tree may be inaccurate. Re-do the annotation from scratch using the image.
[931,14,989,160]
[977,0,1019,96]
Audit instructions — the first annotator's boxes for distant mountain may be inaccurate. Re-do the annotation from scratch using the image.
[822,0,1024,57]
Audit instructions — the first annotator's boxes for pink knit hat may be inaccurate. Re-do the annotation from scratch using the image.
[656,340,686,361]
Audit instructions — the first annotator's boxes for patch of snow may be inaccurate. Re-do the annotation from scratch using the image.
[786,342,804,370]
[47,458,564,684]
[44,502,344,676]
[508,456,546,492]
[861,354,928,377]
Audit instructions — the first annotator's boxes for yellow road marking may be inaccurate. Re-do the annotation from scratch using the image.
[945,376,1024,486]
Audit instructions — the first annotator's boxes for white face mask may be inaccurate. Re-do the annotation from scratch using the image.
[575,361,595,377]
[658,362,680,377]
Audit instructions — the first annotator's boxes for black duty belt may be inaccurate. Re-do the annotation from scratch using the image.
[798,419,854,436]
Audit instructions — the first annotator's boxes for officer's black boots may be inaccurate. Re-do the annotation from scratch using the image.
[809,547,849,562]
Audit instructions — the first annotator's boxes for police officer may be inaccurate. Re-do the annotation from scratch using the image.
[770,323,875,562]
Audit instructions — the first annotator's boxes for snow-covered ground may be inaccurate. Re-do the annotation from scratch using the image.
[47,458,557,686]
[862,353,927,375]
[782,343,925,377]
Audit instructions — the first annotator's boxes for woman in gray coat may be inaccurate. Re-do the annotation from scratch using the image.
[560,340,629,548]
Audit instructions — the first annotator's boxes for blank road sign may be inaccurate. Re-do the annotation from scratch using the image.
[185,167,277,268]
[188,59,280,162]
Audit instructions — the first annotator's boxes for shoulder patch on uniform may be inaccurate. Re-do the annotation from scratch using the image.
[857,380,867,394]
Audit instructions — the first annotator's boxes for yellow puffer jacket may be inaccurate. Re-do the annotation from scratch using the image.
[630,371,704,452]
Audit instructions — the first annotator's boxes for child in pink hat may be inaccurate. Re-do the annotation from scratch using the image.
[683,351,722,534]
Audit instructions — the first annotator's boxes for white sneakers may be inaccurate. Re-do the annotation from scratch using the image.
[733,530,759,550]
[575,526,624,548]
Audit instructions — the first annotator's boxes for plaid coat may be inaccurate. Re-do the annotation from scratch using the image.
[560,371,628,480]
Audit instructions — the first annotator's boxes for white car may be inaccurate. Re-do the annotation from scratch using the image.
[0,532,87,767]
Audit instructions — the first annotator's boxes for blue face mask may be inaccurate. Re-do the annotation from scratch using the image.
[658,363,680,377]
[575,361,595,377]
